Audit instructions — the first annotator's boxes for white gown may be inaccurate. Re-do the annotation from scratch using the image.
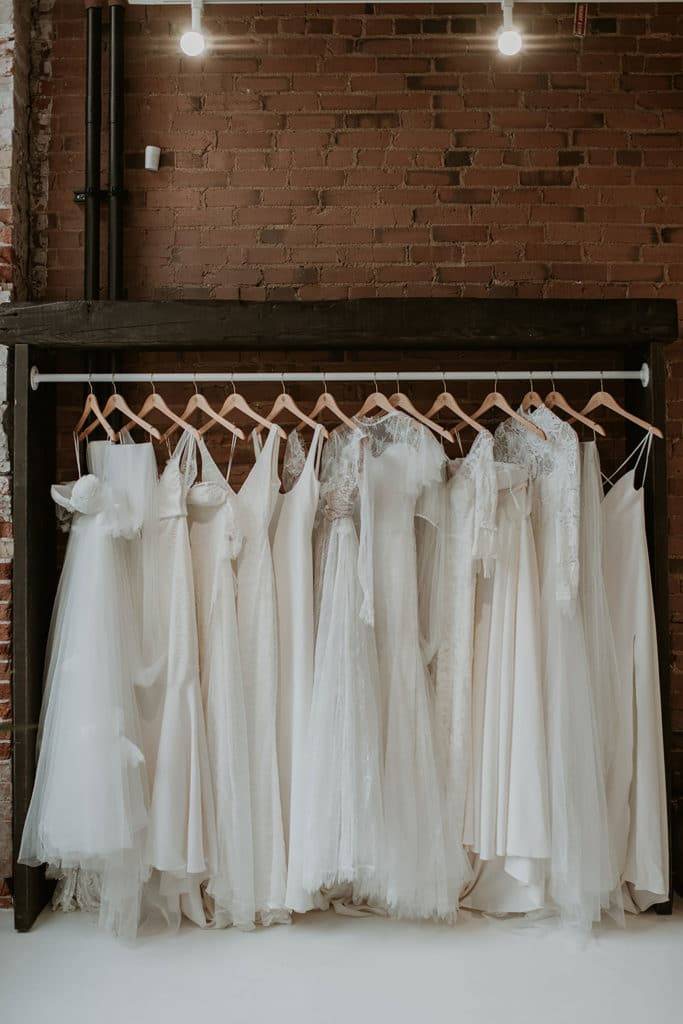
[434,430,498,905]
[353,410,451,921]
[188,435,254,930]
[236,425,288,925]
[463,462,549,914]
[272,427,324,913]
[145,430,217,928]
[303,427,385,906]
[19,443,150,939]
[602,435,669,912]
[495,406,615,930]
[580,440,624,906]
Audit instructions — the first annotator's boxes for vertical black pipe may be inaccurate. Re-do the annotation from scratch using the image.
[84,4,102,299]
[108,2,125,299]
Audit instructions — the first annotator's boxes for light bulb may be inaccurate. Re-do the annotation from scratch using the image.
[497,27,523,56]
[180,29,205,57]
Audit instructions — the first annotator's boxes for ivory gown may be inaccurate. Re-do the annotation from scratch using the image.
[237,425,289,925]
[602,435,669,912]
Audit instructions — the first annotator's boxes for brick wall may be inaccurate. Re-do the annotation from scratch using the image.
[2,1,682,901]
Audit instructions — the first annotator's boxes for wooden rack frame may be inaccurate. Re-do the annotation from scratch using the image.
[0,296,678,932]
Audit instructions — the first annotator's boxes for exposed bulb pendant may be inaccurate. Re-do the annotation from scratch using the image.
[180,0,205,57]
[497,0,523,56]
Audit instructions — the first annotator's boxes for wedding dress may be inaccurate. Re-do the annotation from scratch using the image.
[188,434,254,930]
[463,461,549,914]
[352,410,451,921]
[237,425,288,925]
[602,434,669,912]
[19,439,151,939]
[580,440,624,904]
[434,430,498,905]
[144,429,217,928]
[272,427,324,913]
[302,427,385,906]
[494,406,616,930]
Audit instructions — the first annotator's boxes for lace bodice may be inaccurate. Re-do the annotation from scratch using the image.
[449,430,498,577]
[494,405,580,603]
[282,429,307,493]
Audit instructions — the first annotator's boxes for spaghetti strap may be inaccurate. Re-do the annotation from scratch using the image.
[225,432,238,484]
[603,433,651,488]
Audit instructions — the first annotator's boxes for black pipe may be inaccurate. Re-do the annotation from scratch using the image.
[108,2,125,299]
[84,3,102,299]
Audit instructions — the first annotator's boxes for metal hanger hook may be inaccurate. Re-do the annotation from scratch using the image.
[600,370,605,393]
[193,371,199,395]
[149,372,156,395]
[111,371,117,394]
[372,372,378,392]
[322,370,328,393]
[88,372,94,394]
[280,372,287,395]
[529,370,534,392]
[550,370,556,392]
[494,371,499,395]
[230,371,237,395]
[441,371,448,394]
[395,371,401,395]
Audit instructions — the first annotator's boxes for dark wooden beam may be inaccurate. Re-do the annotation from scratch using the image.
[0,298,677,350]
[12,345,56,931]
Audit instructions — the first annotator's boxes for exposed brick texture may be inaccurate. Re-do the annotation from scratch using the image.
[2,2,683,903]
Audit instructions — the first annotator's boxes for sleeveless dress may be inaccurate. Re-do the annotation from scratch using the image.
[188,435,255,930]
[303,427,385,906]
[602,434,669,912]
[272,427,324,913]
[144,429,217,928]
[352,410,451,921]
[434,430,498,906]
[580,440,624,907]
[19,443,149,939]
[236,425,288,925]
[494,406,617,930]
[462,462,549,914]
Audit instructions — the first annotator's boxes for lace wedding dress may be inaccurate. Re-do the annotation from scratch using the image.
[352,410,451,921]
[302,427,385,906]
[463,462,549,913]
[494,406,616,930]
[434,430,498,905]
[188,435,254,930]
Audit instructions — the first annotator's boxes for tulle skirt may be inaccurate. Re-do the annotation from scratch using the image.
[303,517,384,903]
[19,508,149,939]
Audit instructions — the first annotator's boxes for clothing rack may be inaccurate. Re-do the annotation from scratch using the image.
[30,366,651,388]
[4,297,677,933]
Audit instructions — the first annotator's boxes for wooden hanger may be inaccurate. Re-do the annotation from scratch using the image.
[521,371,545,413]
[355,373,397,419]
[296,372,355,432]
[162,374,245,443]
[425,373,485,436]
[453,373,547,441]
[198,375,287,441]
[572,372,663,439]
[80,373,162,441]
[74,374,117,442]
[116,374,201,441]
[544,373,606,437]
[255,374,327,439]
[388,373,452,442]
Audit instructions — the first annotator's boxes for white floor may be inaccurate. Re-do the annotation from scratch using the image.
[2,903,682,1024]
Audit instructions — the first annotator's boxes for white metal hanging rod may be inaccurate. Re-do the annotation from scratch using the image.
[30,365,650,390]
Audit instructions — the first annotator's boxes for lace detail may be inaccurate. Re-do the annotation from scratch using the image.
[494,405,580,603]
[452,430,498,577]
[282,429,308,493]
